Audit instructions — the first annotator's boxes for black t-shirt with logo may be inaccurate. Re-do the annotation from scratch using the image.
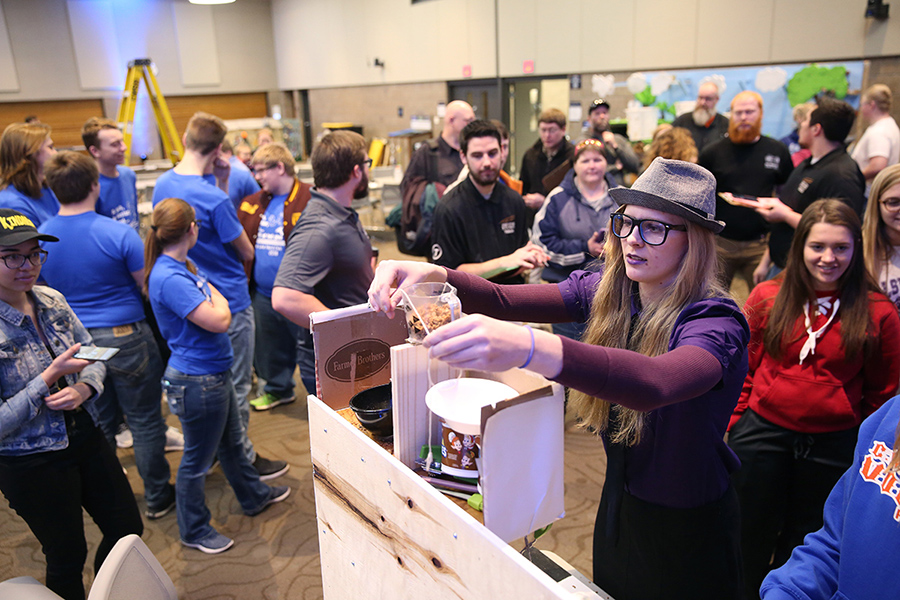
[431,177,528,284]
[699,136,793,241]
[768,148,865,268]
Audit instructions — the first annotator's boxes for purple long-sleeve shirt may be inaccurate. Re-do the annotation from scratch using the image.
[445,269,750,508]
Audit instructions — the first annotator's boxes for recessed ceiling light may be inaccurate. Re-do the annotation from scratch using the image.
[189,0,236,5]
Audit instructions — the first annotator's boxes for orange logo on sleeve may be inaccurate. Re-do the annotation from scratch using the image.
[859,440,900,522]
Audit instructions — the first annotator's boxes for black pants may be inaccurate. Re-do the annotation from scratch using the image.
[592,484,742,600]
[0,410,143,600]
[728,409,856,600]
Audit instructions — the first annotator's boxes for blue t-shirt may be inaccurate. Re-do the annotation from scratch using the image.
[148,255,233,375]
[151,170,250,312]
[227,157,259,210]
[39,212,145,328]
[97,165,140,232]
[253,193,287,297]
[0,185,59,226]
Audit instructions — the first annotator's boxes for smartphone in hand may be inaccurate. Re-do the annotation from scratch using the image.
[73,346,120,361]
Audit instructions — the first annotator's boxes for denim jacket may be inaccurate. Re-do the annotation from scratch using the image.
[0,286,105,455]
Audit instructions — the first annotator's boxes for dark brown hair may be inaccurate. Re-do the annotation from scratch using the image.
[761,199,880,360]
[310,130,366,189]
[144,198,197,292]
[44,151,98,205]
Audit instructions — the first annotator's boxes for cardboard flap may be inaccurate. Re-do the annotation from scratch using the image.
[479,386,565,543]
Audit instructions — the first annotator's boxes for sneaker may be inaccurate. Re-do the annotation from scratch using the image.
[246,485,291,516]
[164,426,184,452]
[181,531,234,555]
[250,392,295,411]
[145,487,176,520]
[253,455,289,481]
[115,424,133,449]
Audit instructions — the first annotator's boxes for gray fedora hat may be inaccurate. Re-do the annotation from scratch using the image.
[608,157,725,233]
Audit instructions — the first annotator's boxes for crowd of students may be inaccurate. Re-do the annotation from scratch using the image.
[0,116,295,599]
[1,88,900,600]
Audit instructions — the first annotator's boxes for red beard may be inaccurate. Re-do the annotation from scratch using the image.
[729,119,762,144]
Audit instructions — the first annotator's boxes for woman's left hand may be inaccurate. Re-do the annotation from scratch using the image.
[44,383,90,412]
[423,315,562,377]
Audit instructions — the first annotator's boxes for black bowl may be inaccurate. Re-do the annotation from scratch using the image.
[349,384,393,438]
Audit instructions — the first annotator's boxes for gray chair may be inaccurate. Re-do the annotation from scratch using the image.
[87,535,177,600]
[0,576,64,600]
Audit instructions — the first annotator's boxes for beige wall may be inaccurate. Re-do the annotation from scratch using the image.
[272,0,900,89]
[0,0,278,102]
[272,0,498,89]
[308,81,447,142]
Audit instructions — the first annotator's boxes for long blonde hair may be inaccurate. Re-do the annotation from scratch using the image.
[569,208,727,445]
[863,164,900,282]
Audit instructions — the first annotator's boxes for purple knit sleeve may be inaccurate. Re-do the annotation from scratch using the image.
[445,269,576,323]
[554,340,723,410]
[552,298,749,410]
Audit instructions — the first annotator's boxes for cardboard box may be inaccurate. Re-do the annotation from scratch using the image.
[309,303,409,409]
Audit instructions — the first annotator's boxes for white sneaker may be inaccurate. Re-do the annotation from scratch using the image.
[115,424,133,449]
[164,426,184,452]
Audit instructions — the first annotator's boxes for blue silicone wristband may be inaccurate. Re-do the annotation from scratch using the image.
[520,325,535,369]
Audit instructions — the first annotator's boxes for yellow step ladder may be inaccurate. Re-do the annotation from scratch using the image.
[116,59,183,164]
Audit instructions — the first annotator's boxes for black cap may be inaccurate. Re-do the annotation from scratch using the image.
[588,99,611,115]
[0,209,59,246]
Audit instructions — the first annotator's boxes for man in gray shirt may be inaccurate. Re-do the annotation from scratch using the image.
[272,131,374,396]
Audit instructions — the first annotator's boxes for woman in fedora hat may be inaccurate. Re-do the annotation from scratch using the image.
[369,157,749,600]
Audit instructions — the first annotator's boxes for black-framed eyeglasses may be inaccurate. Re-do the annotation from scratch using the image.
[251,164,277,175]
[1,249,48,269]
[361,158,373,168]
[881,197,900,212]
[610,213,687,246]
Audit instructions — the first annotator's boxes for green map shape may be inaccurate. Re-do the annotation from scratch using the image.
[787,65,848,106]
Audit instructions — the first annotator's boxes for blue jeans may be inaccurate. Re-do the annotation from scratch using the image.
[296,326,316,397]
[162,367,272,544]
[252,291,301,398]
[227,305,255,462]
[89,320,171,509]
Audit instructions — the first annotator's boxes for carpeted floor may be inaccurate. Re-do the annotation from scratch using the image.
[0,232,609,599]
[0,393,606,599]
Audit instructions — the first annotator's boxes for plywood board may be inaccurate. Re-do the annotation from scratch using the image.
[309,396,583,599]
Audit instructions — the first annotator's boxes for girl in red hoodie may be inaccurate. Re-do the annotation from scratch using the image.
[729,198,900,600]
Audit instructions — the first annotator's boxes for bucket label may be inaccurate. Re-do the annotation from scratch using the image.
[441,424,480,476]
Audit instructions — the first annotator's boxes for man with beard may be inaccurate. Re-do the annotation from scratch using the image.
[851,84,900,191]
[432,120,547,285]
[272,131,375,395]
[699,91,792,290]
[588,99,641,186]
[754,98,865,282]
[672,81,730,152]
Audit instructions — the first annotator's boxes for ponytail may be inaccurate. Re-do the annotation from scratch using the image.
[144,198,196,293]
